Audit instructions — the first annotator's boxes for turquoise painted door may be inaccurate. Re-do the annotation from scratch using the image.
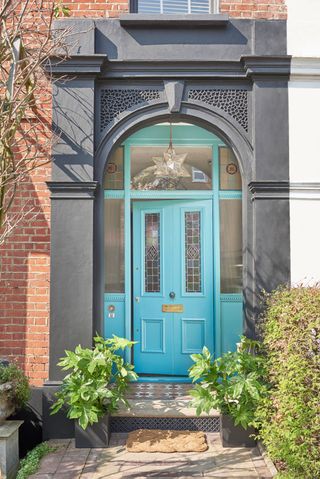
[133,200,214,376]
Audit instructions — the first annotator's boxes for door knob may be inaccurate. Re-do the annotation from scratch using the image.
[169,291,175,299]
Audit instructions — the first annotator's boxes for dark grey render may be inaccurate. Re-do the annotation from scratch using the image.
[46,15,290,390]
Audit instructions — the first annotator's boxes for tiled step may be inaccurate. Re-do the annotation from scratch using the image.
[114,399,219,418]
[111,397,220,432]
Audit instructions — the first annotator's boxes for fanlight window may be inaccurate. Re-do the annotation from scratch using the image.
[131,146,212,191]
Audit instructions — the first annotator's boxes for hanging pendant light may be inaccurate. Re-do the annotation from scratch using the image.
[152,122,190,180]
[132,122,190,190]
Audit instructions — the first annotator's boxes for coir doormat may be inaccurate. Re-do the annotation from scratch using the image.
[126,429,208,453]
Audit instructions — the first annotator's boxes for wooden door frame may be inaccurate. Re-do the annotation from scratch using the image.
[104,124,242,373]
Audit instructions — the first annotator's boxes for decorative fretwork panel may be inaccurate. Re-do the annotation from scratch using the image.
[100,89,161,131]
[145,213,161,293]
[188,89,248,132]
[185,211,202,293]
[110,416,220,433]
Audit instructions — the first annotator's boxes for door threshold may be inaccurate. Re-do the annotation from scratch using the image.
[136,376,191,383]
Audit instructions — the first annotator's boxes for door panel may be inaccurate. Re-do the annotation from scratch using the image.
[133,200,213,376]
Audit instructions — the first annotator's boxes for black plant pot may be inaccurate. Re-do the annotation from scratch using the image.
[220,414,256,448]
[75,414,110,448]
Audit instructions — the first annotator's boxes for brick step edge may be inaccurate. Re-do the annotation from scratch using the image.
[257,441,278,477]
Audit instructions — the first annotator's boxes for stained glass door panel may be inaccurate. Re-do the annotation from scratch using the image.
[133,200,213,376]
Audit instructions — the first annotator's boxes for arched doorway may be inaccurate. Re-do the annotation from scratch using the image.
[103,122,242,378]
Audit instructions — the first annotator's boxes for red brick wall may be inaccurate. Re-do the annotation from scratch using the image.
[64,0,287,19]
[221,0,287,20]
[0,166,51,387]
[0,0,287,387]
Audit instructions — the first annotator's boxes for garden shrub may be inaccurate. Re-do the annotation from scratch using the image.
[255,286,320,479]
[0,362,30,409]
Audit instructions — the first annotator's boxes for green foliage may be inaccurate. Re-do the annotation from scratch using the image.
[0,363,30,409]
[53,1,70,17]
[17,442,56,479]
[254,286,320,479]
[51,335,138,430]
[189,336,268,429]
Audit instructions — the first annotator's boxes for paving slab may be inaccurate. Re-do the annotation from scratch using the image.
[29,433,273,478]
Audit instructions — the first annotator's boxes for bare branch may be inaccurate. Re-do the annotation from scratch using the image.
[0,0,69,245]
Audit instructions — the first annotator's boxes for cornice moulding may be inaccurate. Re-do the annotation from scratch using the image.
[48,55,108,75]
[248,181,289,200]
[48,56,292,80]
[249,182,320,200]
[242,56,291,80]
[46,181,98,199]
[290,182,320,200]
[102,60,247,79]
[290,57,320,81]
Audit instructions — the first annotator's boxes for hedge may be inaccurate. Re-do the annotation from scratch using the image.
[255,286,320,478]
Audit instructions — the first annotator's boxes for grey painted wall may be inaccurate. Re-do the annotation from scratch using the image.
[47,185,97,380]
[47,16,290,387]
[52,78,95,182]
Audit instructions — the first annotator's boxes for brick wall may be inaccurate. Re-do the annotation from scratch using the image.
[63,0,287,19]
[0,166,51,386]
[0,0,287,387]
[221,0,287,19]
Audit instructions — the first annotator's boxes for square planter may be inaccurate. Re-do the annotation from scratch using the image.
[220,414,256,448]
[75,414,110,448]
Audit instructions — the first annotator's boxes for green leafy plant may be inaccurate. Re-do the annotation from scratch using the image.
[0,362,30,410]
[188,336,268,429]
[17,442,57,479]
[254,286,320,479]
[51,335,138,430]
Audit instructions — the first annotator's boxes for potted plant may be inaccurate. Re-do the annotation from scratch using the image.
[0,360,30,424]
[51,335,138,448]
[188,336,268,447]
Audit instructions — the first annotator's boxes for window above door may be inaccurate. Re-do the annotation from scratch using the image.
[131,0,219,14]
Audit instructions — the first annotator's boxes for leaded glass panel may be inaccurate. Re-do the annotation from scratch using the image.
[104,147,124,190]
[145,213,161,293]
[104,199,125,292]
[220,199,242,293]
[185,211,202,293]
[219,146,242,191]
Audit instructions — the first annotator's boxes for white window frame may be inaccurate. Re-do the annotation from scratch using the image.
[138,0,219,14]
[212,0,219,14]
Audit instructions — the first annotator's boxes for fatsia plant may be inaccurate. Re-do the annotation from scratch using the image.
[51,335,138,429]
[188,336,268,429]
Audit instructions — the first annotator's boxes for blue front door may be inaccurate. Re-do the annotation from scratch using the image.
[133,200,214,376]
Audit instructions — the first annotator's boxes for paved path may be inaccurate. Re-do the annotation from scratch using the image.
[29,433,273,478]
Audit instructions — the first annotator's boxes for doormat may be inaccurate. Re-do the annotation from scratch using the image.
[126,429,208,453]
